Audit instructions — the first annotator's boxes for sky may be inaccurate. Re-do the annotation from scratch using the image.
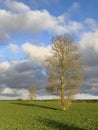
[0,0,98,100]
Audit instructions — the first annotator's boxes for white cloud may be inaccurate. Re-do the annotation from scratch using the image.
[0,59,47,99]
[75,93,98,99]
[0,1,83,44]
[67,21,83,33]
[5,0,30,13]
[0,9,56,41]
[0,86,28,99]
[0,62,10,71]
[22,43,51,61]
[80,30,98,53]
[1,87,14,94]
[0,95,17,100]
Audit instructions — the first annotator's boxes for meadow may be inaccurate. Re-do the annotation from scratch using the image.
[0,100,98,130]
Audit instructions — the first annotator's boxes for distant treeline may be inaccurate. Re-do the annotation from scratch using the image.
[0,99,98,103]
[73,99,98,103]
[34,99,98,103]
[27,99,98,103]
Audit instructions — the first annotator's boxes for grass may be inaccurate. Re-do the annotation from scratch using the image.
[0,100,98,130]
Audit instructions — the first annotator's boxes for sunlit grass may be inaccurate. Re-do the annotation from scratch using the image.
[0,100,98,130]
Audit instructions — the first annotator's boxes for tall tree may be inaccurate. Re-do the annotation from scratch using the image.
[28,85,36,100]
[45,35,83,110]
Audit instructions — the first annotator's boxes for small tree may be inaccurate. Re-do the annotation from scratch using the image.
[45,35,84,110]
[28,85,36,100]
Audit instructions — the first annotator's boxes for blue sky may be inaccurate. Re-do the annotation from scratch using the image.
[0,0,98,99]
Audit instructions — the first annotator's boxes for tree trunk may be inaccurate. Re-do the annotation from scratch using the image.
[60,76,66,110]
[61,86,66,110]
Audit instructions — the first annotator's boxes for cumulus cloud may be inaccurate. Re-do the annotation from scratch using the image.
[78,28,98,97]
[75,93,98,99]
[0,62,10,72]
[0,42,51,99]
[0,85,28,99]
[0,0,83,44]
[0,40,98,99]
[22,43,50,61]
[5,0,30,13]
[0,60,47,99]
[0,41,98,99]
[80,30,98,53]
[1,87,14,95]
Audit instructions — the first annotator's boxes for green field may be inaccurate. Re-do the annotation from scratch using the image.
[0,100,98,130]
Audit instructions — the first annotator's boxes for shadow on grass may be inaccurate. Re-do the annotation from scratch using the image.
[39,118,84,130]
[11,102,59,110]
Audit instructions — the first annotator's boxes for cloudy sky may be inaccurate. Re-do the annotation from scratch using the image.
[0,0,98,100]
